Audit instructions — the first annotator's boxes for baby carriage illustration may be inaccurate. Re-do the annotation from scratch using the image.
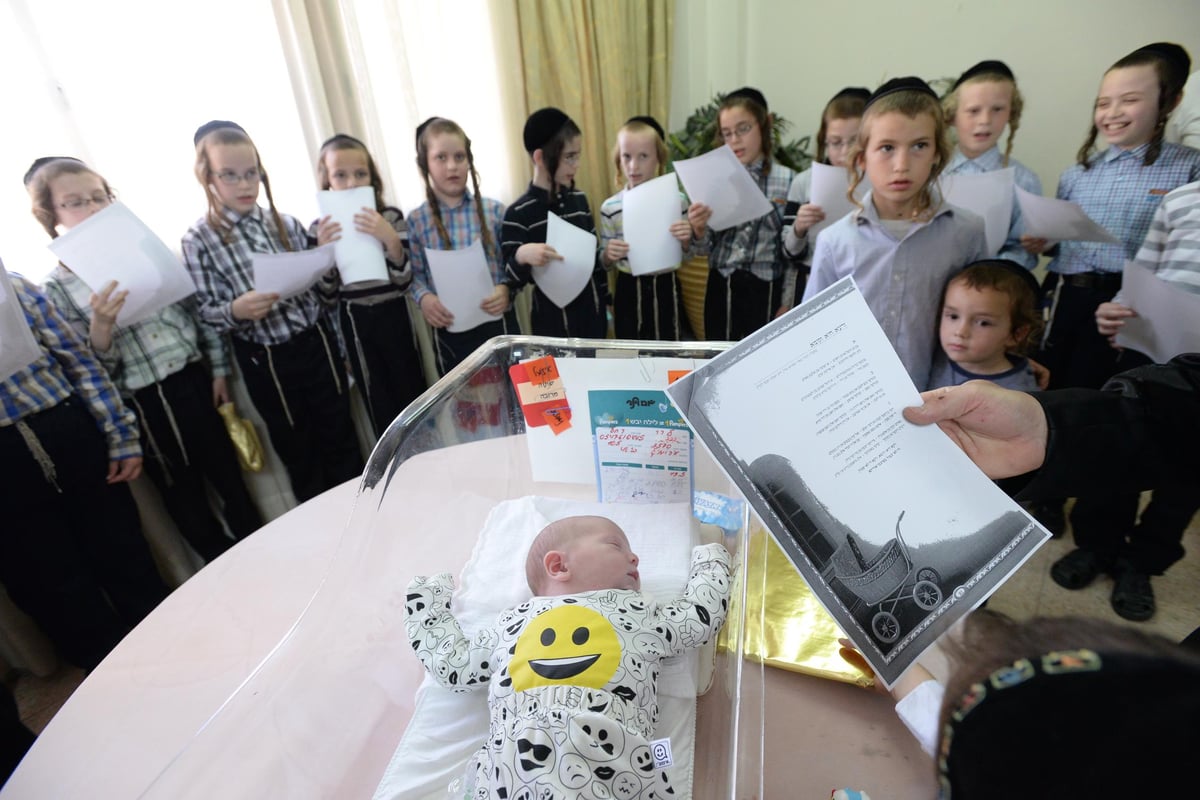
[830,511,942,643]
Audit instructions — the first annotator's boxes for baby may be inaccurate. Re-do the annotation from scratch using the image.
[405,515,731,799]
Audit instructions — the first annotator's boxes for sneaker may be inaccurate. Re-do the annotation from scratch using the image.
[1111,563,1155,622]
[1050,548,1111,590]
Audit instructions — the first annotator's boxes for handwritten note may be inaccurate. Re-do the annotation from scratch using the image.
[590,389,693,504]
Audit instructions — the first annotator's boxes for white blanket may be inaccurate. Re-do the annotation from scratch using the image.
[374,497,704,800]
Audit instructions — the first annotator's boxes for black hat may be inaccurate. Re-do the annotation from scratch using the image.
[865,77,939,109]
[952,60,1016,90]
[1131,42,1192,86]
[830,87,871,104]
[414,117,442,149]
[626,115,666,141]
[193,120,246,146]
[960,258,1042,300]
[523,107,571,153]
[321,133,368,151]
[724,87,769,112]
[23,156,85,187]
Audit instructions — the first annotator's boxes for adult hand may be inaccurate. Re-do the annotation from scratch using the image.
[480,284,510,315]
[516,243,562,267]
[231,290,280,322]
[107,456,143,484]
[420,293,454,328]
[902,381,1048,479]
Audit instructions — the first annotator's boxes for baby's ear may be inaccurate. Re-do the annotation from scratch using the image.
[544,550,569,582]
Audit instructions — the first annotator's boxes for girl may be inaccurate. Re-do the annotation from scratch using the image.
[408,117,514,375]
[32,158,262,563]
[688,87,797,340]
[781,86,869,308]
[182,122,362,504]
[598,115,693,340]
[942,60,1042,269]
[803,77,989,390]
[312,133,426,436]
[930,259,1041,391]
[502,107,608,339]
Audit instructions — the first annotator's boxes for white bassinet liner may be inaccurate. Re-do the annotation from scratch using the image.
[373,496,707,800]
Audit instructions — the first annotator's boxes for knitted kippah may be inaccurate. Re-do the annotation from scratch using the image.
[865,77,938,109]
[23,156,85,187]
[193,120,246,146]
[523,107,570,153]
[952,60,1016,90]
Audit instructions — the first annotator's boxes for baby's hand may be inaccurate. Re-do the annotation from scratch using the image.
[405,572,455,615]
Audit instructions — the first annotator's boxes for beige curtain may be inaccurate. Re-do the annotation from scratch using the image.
[512,0,674,229]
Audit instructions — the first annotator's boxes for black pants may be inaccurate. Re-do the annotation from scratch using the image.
[0,685,34,785]
[232,324,363,503]
[704,269,781,341]
[131,362,261,562]
[0,399,168,671]
[1039,280,1126,390]
[1070,483,1199,574]
[613,270,693,341]
[340,297,427,438]
[528,281,607,339]
[432,312,517,377]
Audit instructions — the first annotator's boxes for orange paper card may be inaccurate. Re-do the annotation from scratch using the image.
[509,357,571,428]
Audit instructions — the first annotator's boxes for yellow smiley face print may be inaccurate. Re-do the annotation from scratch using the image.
[511,605,622,692]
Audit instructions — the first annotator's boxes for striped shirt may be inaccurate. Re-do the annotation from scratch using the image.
[408,193,507,304]
[181,206,333,346]
[311,206,412,304]
[805,194,989,390]
[943,146,1043,269]
[1123,180,1200,296]
[1,270,140,461]
[699,159,796,281]
[1048,142,1200,275]
[42,266,229,393]
[598,187,689,274]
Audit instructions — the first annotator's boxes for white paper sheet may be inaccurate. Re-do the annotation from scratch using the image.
[808,162,868,240]
[252,245,336,299]
[316,186,389,285]
[672,145,773,231]
[941,168,1014,257]
[668,278,1050,688]
[622,174,685,276]
[1015,186,1121,244]
[0,268,43,382]
[535,212,597,308]
[1114,261,1200,362]
[47,202,197,327]
[424,240,500,333]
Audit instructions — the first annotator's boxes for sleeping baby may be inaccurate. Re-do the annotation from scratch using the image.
[405,514,731,799]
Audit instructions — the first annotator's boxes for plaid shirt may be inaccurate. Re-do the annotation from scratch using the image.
[699,159,796,281]
[407,193,507,304]
[943,146,1043,269]
[42,266,229,394]
[1048,142,1200,275]
[181,206,332,345]
[1,271,140,461]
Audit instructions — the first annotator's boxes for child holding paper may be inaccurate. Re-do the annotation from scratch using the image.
[688,88,797,340]
[182,121,362,503]
[599,115,693,340]
[408,117,515,375]
[30,158,262,562]
[311,133,426,436]
[502,107,609,339]
[780,86,869,309]
[942,60,1042,269]
[804,78,989,391]
[406,515,731,799]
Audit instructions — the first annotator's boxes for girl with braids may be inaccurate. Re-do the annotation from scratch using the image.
[687,87,797,341]
[1024,44,1200,392]
[182,121,362,503]
[407,117,514,375]
[311,134,426,436]
[942,60,1042,269]
[32,158,261,562]
[598,115,693,341]
[803,78,988,391]
[502,107,609,339]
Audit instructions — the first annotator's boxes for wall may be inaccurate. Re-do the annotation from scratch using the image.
[670,0,1200,195]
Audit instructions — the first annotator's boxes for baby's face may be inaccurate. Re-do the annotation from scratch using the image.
[562,521,640,593]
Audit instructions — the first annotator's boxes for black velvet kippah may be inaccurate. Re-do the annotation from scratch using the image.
[952,60,1016,90]
[322,132,367,151]
[1132,41,1192,85]
[23,156,85,187]
[865,77,938,109]
[523,107,570,153]
[831,86,871,104]
[193,120,246,146]
[724,86,768,112]
[961,258,1042,300]
[414,117,442,149]
[626,115,666,141]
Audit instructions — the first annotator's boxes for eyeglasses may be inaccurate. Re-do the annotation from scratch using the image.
[720,122,756,142]
[213,168,262,185]
[562,154,581,166]
[826,136,858,151]
[58,193,113,211]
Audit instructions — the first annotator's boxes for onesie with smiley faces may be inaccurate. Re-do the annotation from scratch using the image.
[405,542,731,800]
